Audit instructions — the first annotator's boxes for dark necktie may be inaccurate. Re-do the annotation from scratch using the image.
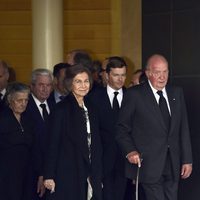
[113,91,119,112]
[157,90,171,130]
[40,103,49,122]
[59,95,65,101]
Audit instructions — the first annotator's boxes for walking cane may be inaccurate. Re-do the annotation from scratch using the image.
[135,157,143,200]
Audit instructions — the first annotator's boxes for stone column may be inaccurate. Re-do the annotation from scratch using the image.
[32,0,63,70]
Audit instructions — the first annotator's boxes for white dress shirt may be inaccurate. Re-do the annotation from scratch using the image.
[148,80,171,115]
[31,94,50,118]
[107,85,123,108]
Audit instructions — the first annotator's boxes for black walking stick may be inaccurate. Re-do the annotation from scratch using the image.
[135,157,143,200]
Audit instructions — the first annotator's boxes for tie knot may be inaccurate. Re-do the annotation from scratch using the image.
[40,103,46,109]
[59,95,65,100]
[114,91,119,97]
[157,90,163,97]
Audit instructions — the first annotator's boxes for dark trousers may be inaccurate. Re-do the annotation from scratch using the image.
[103,170,127,200]
[141,153,178,200]
[124,179,146,200]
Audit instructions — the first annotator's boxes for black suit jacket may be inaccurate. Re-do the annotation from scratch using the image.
[116,82,193,183]
[89,87,126,176]
[48,91,57,105]
[44,93,102,200]
[25,95,55,175]
[0,94,6,112]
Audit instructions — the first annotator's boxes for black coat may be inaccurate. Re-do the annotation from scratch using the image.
[0,108,33,200]
[25,95,55,175]
[44,93,102,200]
[89,87,126,176]
[116,82,193,183]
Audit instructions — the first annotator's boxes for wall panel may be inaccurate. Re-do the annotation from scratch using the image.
[63,0,111,62]
[0,25,32,39]
[64,25,110,39]
[0,0,141,85]
[0,0,32,83]
[64,0,110,10]
[0,0,31,10]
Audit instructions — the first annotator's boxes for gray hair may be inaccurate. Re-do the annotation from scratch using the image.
[5,82,30,104]
[31,68,53,84]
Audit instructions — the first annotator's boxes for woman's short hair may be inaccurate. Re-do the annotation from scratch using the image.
[5,82,30,104]
[64,64,93,92]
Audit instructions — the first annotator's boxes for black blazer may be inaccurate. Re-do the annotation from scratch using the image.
[44,93,102,200]
[0,94,6,112]
[116,82,193,183]
[48,91,57,105]
[89,87,126,176]
[25,94,55,175]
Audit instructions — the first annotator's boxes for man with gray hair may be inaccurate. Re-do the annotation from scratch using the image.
[25,68,55,200]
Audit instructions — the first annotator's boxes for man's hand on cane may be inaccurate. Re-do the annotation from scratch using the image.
[126,151,142,167]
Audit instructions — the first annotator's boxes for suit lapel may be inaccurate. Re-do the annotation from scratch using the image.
[67,94,90,165]
[28,95,43,121]
[103,88,112,109]
[166,86,177,135]
[103,87,126,110]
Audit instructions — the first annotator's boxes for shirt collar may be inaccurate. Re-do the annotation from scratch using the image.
[148,80,167,96]
[31,93,48,107]
[107,84,123,95]
[0,88,6,97]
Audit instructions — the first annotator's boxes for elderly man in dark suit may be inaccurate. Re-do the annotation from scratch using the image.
[25,68,55,200]
[116,54,192,200]
[90,56,128,200]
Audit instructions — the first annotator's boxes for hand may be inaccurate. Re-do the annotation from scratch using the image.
[126,151,141,167]
[44,179,56,193]
[37,176,46,197]
[181,164,192,179]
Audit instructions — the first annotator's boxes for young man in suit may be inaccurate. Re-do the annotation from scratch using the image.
[90,56,128,200]
[25,68,55,200]
[116,54,192,200]
[48,62,70,104]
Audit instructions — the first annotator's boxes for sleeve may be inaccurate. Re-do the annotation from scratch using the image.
[43,105,65,179]
[179,88,193,164]
[115,89,138,157]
